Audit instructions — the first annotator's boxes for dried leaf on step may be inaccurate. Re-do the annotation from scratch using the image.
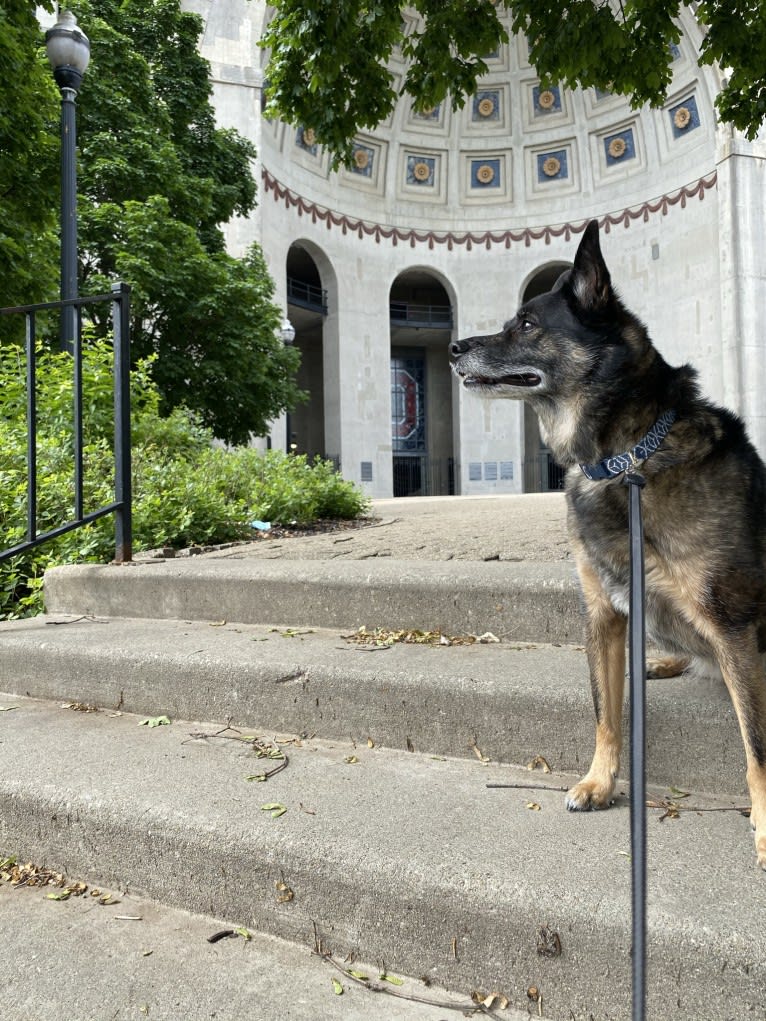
[235,927,252,940]
[138,716,170,728]
[344,755,359,765]
[275,881,294,903]
[470,741,489,763]
[46,890,71,901]
[347,969,369,981]
[668,786,690,799]
[471,990,509,1010]
[331,978,344,996]
[526,755,552,773]
[208,620,226,627]
[526,802,542,811]
[261,802,287,819]
[536,925,562,958]
[379,973,405,986]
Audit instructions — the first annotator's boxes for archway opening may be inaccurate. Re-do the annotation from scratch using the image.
[286,244,328,461]
[389,270,455,496]
[521,262,571,492]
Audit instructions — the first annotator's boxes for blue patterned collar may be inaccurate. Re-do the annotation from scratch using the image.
[579,409,677,481]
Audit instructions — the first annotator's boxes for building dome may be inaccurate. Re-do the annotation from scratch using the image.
[260,6,718,242]
[194,1,765,497]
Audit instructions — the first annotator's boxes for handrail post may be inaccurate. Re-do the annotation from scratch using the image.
[25,312,38,543]
[111,282,132,562]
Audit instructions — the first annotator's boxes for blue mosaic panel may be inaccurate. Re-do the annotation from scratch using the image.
[296,126,318,155]
[669,95,700,138]
[472,90,501,121]
[470,158,501,189]
[604,128,636,166]
[532,85,562,116]
[469,462,482,482]
[484,462,498,482]
[406,154,436,187]
[413,103,441,121]
[500,461,514,481]
[536,149,568,183]
[669,42,681,61]
[351,143,375,178]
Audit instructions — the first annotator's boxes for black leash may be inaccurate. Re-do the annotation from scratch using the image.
[580,411,678,1021]
[626,469,647,1021]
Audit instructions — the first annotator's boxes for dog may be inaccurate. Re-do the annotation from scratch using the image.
[450,220,766,870]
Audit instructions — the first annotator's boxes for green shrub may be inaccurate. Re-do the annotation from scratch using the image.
[0,340,370,618]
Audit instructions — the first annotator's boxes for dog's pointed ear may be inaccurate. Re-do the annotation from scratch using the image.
[571,220,612,310]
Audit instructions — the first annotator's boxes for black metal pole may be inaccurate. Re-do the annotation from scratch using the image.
[57,81,80,353]
[627,471,647,1021]
[112,282,132,563]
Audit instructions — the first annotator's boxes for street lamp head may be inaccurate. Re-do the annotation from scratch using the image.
[280,317,296,345]
[46,10,90,93]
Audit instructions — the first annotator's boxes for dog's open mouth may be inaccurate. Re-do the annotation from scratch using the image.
[463,372,542,388]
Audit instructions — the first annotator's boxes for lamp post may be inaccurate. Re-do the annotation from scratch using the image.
[280,317,296,453]
[45,10,90,352]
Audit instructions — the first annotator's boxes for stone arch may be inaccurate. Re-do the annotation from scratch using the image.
[389,267,456,496]
[520,261,572,303]
[285,240,338,461]
[521,262,572,492]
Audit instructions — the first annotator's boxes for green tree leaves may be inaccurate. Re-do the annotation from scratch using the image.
[262,0,766,164]
[0,1,58,312]
[3,1,301,443]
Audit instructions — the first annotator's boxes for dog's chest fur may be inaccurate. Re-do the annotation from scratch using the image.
[566,478,718,660]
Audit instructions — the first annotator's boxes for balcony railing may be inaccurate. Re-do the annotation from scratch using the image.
[287,277,327,314]
[389,302,453,329]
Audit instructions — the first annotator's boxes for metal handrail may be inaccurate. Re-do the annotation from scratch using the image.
[287,276,327,314]
[0,284,132,564]
[389,301,453,328]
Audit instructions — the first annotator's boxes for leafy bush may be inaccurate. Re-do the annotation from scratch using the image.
[0,340,369,618]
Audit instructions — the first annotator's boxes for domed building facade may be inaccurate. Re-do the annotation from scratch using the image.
[186,0,766,498]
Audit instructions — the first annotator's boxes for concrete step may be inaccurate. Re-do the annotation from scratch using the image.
[42,558,583,643]
[0,614,748,798]
[1,883,513,1021]
[0,692,762,1021]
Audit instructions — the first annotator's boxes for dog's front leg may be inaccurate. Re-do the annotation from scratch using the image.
[708,627,766,870]
[566,553,627,811]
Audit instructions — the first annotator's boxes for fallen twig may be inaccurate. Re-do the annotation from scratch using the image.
[314,949,506,1017]
[487,783,751,816]
[183,725,289,780]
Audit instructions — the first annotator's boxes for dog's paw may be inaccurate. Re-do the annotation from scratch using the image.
[757,836,766,871]
[565,776,615,812]
[646,655,690,679]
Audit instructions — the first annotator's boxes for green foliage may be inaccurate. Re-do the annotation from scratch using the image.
[262,0,766,161]
[0,1,58,324]
[697,1,766,138]
[66,0,304,443]
[2,0,303,442]
[0,341,369,618]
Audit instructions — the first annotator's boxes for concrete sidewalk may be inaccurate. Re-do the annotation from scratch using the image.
[1,881,497,1021]
[193,492,571,563]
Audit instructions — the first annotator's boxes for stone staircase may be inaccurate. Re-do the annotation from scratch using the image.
[0,540,764,1020]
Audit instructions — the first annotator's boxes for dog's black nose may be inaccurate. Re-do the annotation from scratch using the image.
[449,339,470,357]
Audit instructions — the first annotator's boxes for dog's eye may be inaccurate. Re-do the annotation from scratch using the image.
[519,317,535,332]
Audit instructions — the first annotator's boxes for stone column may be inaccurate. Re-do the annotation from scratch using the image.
[717,125,766,457]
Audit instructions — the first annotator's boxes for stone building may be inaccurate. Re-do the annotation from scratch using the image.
[187,1,766,497]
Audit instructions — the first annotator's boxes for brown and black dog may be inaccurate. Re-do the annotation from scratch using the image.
[450,220,766,869]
